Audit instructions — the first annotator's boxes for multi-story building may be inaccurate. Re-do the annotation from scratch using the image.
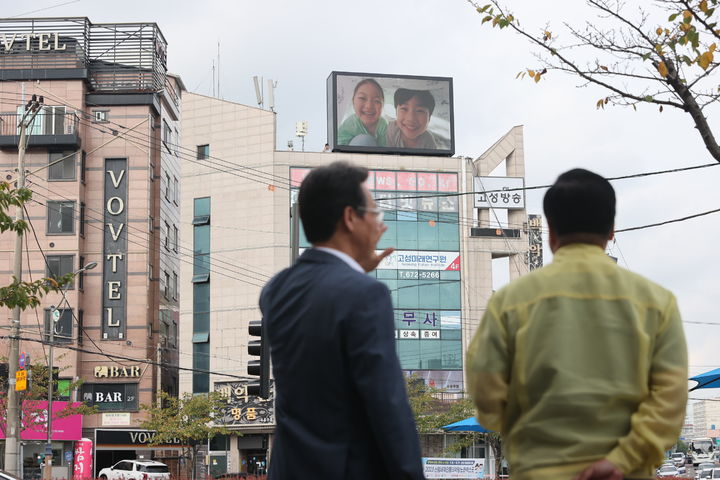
[180,91,535,475]
[693,399,720,438]
[0,17,182,478]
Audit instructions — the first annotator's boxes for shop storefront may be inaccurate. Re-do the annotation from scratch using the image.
[214,382,273,476]
[94,429,187,478]
[0,401,83,479]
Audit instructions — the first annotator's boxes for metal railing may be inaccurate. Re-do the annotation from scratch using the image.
[0,110,79,137]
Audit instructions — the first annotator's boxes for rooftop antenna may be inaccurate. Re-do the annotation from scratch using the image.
[295,121,308,152]
[212,60,215,97]
[253,76,263,108]
[267,79,275,112]
[217,41,221,99]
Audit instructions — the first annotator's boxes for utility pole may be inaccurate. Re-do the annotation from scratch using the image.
[6,95,43,477]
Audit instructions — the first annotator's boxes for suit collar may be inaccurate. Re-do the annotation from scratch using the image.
[299,248,360,271]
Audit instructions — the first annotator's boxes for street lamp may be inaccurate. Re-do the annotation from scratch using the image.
[43,261,97,480]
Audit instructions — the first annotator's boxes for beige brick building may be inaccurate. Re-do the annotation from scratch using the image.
[180,91,534,475]
[0,18,182,478]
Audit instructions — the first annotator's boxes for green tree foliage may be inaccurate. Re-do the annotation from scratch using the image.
[0,182,73,308]
[138,391,231,480]
[405,376,504,476]
[0,357,95,436]
[470,0,720,162]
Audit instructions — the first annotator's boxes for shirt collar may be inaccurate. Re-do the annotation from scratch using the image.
[553,243,613,261]
[314,247,365,273]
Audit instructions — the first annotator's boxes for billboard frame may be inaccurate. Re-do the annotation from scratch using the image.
[327,71,455,157]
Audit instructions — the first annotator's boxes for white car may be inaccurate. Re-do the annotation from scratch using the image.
[98,460,170,480]
[672,452,686,467]
[657,464,680,477]
[698,463,718,480]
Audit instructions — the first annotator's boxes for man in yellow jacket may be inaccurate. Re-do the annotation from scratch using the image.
[467,169,688,480]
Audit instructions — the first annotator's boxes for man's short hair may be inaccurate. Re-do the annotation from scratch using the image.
[543,168,615,236]
[394,88,435,116]
[298,161,369,243]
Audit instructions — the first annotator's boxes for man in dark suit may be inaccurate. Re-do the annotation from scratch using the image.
[260,162,425,480]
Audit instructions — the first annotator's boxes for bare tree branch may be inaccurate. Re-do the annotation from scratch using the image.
[469,0,720,162]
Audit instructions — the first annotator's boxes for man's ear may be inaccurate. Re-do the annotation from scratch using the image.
[340,205,357,233]
[608,225,615,242]
[547,221,558,253]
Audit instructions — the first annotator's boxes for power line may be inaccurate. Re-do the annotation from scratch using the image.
[4,88,719,201]
[615,208,720,233]
[26,186,272,288]
[0,334,252,381]
[8,0,81,18]
[23,207,135,367]
[6,91,717,236]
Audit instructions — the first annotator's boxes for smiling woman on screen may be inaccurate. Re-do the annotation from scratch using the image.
[337,78,388,147]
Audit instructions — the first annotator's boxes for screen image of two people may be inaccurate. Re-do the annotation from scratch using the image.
[337,78,447,150]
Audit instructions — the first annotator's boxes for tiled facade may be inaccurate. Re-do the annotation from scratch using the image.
[0,17,181,478]
[180,91,531,473]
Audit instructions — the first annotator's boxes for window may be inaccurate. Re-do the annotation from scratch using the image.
[79,202,85,237]
[174,128,179,156]
[171,320,178,348]
[193,197,210,225]
[164,271,170,299]
[78,256,85,290]
[47,201,75,234]
[57,378,71,401]
[173,176,179,205]
[172,272,178,300]
[197,144,209,160]
[47,255,74,289]
[164,221,171,250]
[77,310,84,346]
[48,151,76,181]
[193,225,210,282]
[93,110,108,123]
[162,120,171,151]
[172,225,178,252]
[165,173,171,200]
[80,151,86,184]
[44,309,73,344]
[193,342,210,393]
[149,215,154,233]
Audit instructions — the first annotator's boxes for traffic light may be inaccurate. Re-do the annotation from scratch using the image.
[247,319,270,398]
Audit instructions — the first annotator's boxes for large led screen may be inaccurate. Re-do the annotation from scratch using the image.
[327,71,455,156]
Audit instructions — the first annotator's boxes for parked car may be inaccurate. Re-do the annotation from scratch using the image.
[98,460,170,480]
[673,452,686,466]
[657,464,680,477]
[697,462,718,480]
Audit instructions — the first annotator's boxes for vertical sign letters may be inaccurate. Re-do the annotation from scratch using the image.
[103,159,128,340]
[527,214,544,271]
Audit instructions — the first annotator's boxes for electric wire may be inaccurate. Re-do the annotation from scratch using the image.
[0,334,253,381]
[4,88,720,203]
[24,184,273,287]
[23,206,135,367]
[5,91,718,236]
[23,226,49,365]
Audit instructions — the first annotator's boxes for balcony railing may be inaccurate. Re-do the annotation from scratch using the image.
[0,110,81,148]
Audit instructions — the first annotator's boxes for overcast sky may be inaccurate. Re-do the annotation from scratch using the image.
[13,0,720,401]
